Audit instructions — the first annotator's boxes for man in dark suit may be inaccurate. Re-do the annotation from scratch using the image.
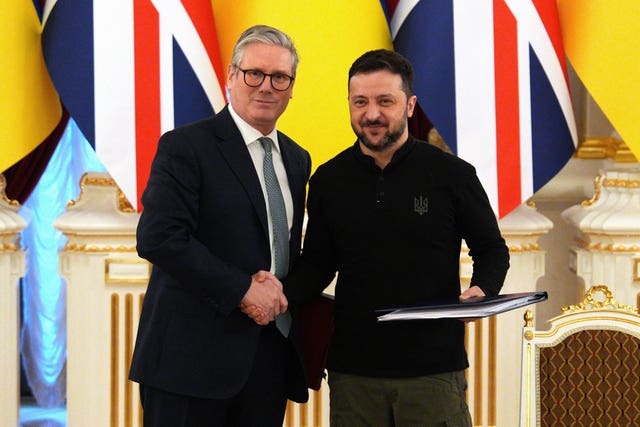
[129,25,311,426]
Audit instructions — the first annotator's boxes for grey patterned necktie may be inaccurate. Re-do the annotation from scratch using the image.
[260,137,292,337]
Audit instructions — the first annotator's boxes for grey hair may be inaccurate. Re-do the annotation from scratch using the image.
[230,25,299,77]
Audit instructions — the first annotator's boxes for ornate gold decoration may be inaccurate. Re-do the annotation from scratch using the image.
[117,191,135,213]
[576,136,638,162]
[525,200,536,208]
[524,309,534,328]
[581,173,604,207]
[0,243,19,251]
[63,243,137,252]
[67,173,135,213]
[534,315,640,339]
[575,238,640,252]
[562,285,637,314]
[507,243,541,252]
[603,177,640,188]
[634,259,640,282]
[0,174,19,207]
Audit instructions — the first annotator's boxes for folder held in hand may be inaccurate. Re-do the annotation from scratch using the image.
[376,291,548,322]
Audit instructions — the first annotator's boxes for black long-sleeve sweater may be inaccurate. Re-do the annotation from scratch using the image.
[285,136,509,377]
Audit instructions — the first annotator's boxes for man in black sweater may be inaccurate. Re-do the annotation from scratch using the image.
[250,49,510,426]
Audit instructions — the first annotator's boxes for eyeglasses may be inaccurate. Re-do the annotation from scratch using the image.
[237,68,294,91]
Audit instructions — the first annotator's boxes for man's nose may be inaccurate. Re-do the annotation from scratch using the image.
[364,103,381,121]
[258,75,273,91]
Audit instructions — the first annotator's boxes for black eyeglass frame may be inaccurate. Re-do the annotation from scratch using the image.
[237,68,295,91]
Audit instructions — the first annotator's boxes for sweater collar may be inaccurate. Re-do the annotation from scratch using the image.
[352,135,416,171]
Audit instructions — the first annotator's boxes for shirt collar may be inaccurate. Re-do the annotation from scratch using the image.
[353,135,416,169]
[228,103,280,152]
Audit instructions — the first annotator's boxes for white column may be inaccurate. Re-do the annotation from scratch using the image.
[0,175,27,427]
[562,167,640,308]
[54,172,145,427]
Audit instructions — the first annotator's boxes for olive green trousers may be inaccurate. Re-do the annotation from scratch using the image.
[328,370,472,427]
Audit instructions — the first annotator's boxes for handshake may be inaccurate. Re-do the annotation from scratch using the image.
[239,270,287,325]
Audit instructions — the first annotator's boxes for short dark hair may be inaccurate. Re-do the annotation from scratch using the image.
[348,49,414,97]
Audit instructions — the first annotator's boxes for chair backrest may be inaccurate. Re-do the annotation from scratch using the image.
[519,285,640,427]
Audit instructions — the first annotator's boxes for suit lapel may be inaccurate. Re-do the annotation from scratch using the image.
[214,107,269,240]
[279,133,304,214]
[278,132,305,264]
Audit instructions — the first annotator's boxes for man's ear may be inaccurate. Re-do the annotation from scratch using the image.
[407,95,418,118]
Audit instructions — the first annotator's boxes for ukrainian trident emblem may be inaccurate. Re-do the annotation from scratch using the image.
[414,195,428,215]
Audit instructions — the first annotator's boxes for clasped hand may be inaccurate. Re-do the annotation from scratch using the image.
[239,271,287,325]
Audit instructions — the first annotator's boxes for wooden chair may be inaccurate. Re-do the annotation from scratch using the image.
[519,285,640,427]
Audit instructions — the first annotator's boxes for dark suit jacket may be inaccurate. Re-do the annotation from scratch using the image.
[129,105,311,403]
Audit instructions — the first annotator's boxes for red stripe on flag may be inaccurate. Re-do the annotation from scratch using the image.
[182,0,225,92]
[493,0,521,217]
[531,0,570,86]
[134,0,161,211]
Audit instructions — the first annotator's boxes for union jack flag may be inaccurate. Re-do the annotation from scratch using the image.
[41,0,226,210]
[385,0,577,218]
